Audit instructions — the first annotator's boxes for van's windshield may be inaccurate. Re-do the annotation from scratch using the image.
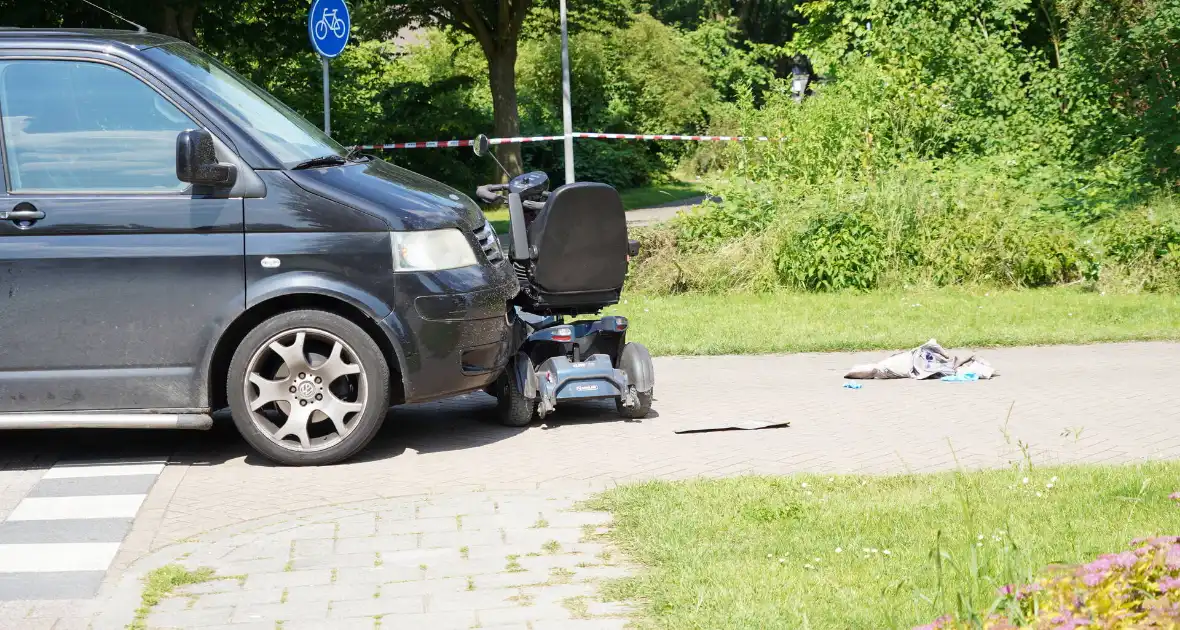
[143,42,346,168]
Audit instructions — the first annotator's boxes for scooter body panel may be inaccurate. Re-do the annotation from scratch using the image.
[510,315,636,418]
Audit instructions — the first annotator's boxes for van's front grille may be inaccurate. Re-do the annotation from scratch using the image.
[474,221,504,264]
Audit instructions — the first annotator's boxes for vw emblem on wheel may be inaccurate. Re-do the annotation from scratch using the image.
[297,381,316,399]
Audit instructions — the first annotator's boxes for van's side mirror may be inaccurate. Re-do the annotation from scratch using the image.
[177,129,237,187]
[473,134,491,158]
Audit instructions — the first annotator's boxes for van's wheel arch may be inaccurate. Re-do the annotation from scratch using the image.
[208,295,406,412]
[227,309,391,466]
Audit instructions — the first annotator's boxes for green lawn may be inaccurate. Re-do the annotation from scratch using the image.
[587,463,1180,629]
[481,181,705,234]
[603,288,1180,356]
[619,181,705,209]
[482,208,512,235]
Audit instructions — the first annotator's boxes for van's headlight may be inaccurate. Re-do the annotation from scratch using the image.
[391,229,479,272]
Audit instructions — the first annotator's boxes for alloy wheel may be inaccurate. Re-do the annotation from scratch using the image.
[243,327,368,453]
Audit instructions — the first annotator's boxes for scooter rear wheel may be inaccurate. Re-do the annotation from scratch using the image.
[616,388,653,419]
[616,342,654,419]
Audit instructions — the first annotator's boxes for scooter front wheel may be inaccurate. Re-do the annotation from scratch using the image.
[496,371,537,427]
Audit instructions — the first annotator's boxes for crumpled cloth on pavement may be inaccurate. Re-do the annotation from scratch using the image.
[845,339,996,380]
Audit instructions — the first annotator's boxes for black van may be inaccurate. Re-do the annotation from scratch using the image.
[0,29,518,465]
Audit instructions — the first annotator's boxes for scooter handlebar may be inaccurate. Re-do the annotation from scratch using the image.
[476,184,508,204]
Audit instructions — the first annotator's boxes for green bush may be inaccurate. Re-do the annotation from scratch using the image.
[634,160,1105,294]
[1093,199,1180,292]
[776,205,886,291]
[771,168,1088,292]
[703,60,951,185]
[1099,204,1180,266]
[673,180,781,248]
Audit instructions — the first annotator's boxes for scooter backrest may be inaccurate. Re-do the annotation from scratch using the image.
[527,182,628,294]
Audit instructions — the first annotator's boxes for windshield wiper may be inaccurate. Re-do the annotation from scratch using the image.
[290,154,348,170]
[345,146,372,163]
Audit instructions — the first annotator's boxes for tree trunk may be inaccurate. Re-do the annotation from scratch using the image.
[486,42,523,179]
[155,0,199,43]
[177,4,198,43]
[158,3,179,38]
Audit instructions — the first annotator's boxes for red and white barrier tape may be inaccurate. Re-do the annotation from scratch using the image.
[357,132,780,150]
[574,132,775,142]
[358,135,567,150]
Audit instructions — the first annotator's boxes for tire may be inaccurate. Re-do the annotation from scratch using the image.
[496,371,536,427]
[227,310,391,466]
[616,388,653,419]
[616,342,654,419]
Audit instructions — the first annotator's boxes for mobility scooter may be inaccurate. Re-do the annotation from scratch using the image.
[472,135,655,427]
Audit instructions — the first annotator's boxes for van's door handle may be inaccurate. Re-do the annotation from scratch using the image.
[2,204,45,224]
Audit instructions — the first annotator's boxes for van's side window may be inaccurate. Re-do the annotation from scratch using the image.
[0,60,196,193]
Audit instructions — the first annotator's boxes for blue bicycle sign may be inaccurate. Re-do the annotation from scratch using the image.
[307,0,350,58]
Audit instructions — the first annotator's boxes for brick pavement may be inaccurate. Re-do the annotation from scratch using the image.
[90,490,632,630]
[1,342,1179,628]
[146,342,1180,548]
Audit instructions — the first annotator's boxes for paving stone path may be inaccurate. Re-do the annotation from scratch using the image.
[0,342,1178,628]
[92,490,631,630]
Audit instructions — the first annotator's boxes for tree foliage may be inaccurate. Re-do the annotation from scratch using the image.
[358,0,534,174]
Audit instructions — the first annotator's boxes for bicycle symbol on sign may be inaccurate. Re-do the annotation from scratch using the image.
[313,8,347,41]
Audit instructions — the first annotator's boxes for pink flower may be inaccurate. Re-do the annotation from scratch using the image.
[1169,492,1180,502]
[997,584,1016,597]
[1016,583,1044,600]
[1144,600,1180,624]
[913,615,953,630]
[1160,576,1180,593]
[1133,536,1180,547]
[1083,556,1115,574]
[1166,548,1180,570]
[1113,551,1138,568]
[1050,610,1092,630]
[1082,572,1106,587]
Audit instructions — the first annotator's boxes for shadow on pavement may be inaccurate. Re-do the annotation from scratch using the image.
[0,427,191,471]
[0,392,657,470]
[340,392,659,465]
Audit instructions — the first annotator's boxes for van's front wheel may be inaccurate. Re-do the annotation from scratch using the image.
[227,310,390,466]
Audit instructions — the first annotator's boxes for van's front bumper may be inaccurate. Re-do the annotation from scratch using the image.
[380,264,518,404]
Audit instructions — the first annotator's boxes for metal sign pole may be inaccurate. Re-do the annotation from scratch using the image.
[559,0,575,183]
[308,0,349,136]
[322,57,331,135]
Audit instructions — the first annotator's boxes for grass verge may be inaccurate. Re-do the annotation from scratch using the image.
[619,181,705,210]
[587,463,1180,629]
[603,287,1180,355]
[129,564,217,630]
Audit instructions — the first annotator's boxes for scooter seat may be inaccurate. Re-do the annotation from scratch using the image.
[515,182,629,316]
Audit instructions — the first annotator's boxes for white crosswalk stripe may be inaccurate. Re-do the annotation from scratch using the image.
[7,495,147,521]
[42,462,166,479]
[0,542,121,572]
[0,458,167,600]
